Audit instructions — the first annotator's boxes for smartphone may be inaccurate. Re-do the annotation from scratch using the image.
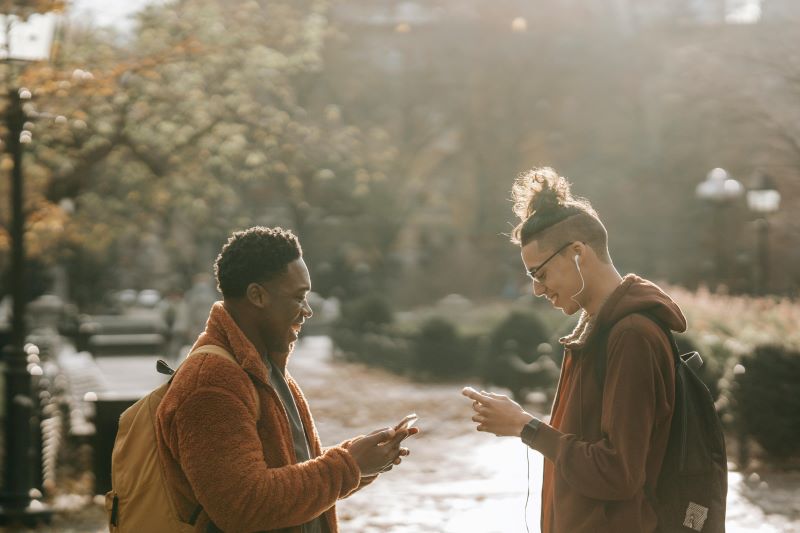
[393,413,418,433]
[462,386,480,397]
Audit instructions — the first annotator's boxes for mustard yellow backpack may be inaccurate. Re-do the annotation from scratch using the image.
[105,345,258,532]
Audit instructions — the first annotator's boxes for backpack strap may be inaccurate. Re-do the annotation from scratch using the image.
[593,310,680,385]
[593,312,677,509]
[638,311,680,365]
[189,344,240,365]
[637,312,703,373]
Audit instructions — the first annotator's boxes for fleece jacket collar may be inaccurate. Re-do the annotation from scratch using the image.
[191,301,273,387]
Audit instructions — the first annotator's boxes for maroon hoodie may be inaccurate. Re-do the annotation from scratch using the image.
[531,275,687,533]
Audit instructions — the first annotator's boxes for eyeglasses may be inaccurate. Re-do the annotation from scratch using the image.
[526,241,574,281]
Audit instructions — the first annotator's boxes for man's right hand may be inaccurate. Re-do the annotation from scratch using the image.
[346,426,417,476]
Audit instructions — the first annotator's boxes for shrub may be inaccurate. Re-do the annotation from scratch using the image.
[731,344,800,460]
[487,311,550,362]
[482,311,556,401]
[330,328,361,361]
[337,294,394,332]
[331,294,398,366]
[687,333,744,402]
[413,317,475,379]
[360,332,414,374]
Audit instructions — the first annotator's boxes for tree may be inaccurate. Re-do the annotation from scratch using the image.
[0,0,400,306]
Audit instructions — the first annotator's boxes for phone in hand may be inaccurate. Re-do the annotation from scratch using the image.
[462,386,480,397]
[393,413,419,441]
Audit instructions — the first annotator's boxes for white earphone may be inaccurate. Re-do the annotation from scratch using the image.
[571,253,585,306]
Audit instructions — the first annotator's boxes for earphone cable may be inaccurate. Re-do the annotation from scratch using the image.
[524,446,531,533]
[570,254,586,306]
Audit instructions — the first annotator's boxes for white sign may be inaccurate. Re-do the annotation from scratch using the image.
[0,13,58,61]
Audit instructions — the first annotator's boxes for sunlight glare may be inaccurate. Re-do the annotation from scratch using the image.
[511,17,528,33]
[726,0,762,24]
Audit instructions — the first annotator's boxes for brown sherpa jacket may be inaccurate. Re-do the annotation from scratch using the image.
[156,302,365,533]
[531,275,686,533]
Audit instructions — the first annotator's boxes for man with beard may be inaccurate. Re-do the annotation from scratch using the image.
[158,226,416,532]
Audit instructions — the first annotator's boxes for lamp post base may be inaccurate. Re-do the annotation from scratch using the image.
[0,501,55,527]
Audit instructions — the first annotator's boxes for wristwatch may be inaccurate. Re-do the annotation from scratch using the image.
[520,416,543,448]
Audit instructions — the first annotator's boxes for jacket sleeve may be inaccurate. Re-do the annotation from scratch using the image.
[339,468,379,498]
[173,386,361,531]
[330,439,380,497]
[531,326,672,500]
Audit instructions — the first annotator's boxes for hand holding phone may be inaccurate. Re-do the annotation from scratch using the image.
[394,413,418,432]
[462,386,480,398]
[387,413,419,444]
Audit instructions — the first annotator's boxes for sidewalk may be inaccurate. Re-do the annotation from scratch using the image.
[7,335,798,532]
[293,336,800,533]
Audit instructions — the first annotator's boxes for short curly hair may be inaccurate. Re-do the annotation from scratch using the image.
[214,226,302,298]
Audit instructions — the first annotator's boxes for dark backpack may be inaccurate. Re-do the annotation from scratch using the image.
[597,312,727,533]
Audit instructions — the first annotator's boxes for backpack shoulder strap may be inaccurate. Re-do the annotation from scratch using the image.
[637,311,680,365]
[189,344,239,365]
[594,311,680,384]
[186,345,260,417]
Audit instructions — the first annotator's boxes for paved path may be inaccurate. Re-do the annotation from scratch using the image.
[13,335,798,532]
[291,336,800,533]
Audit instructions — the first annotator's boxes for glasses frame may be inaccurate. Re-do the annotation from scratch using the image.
[526,241,574,281]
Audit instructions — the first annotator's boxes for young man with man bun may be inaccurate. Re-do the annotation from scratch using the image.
[464,168,686,533]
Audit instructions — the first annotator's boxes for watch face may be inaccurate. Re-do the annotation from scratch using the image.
[521,418,541,446]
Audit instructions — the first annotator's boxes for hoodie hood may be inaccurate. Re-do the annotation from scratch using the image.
[561,274,687,351]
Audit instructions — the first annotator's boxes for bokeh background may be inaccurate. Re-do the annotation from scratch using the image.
[0,1,798,532]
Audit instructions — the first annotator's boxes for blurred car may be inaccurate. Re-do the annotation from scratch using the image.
[137,289,161,308]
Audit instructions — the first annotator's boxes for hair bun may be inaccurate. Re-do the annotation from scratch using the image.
[512,167,573,220]
[531,186,560,214]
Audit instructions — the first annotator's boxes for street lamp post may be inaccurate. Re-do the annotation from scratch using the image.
[746,173,781,295]
[0,10,58,525]
[695,167,743,290]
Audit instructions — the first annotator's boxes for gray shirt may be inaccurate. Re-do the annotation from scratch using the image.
[265,356,324,533]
